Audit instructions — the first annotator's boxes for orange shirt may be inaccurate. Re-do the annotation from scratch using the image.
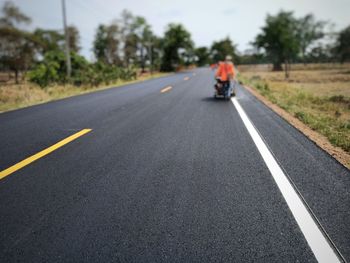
[215,62,235,81]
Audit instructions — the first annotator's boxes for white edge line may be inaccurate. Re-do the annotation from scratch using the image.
[231,97,341,263]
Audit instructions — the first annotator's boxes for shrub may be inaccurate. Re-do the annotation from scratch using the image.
[329,95,345,103]
[29,50,137,88]
[295,111,309,124]
[28,61,60,88]
[29,50,83,87]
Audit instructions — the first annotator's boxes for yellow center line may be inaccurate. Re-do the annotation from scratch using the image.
[160,86,172,93]
[184,77,190,81]
[0,129,92,180]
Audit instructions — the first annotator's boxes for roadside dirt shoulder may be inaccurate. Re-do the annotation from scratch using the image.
[243,85,350,170]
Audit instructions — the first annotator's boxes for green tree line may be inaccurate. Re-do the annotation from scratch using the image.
[0,1,349,86]
[246,11,349,78]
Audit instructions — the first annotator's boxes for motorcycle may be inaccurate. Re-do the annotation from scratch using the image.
[214,78,235,100]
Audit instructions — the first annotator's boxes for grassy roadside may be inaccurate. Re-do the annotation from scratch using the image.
[0,72,170,113]
[238,64,350,163]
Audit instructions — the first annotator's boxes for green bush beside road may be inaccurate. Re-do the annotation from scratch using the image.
[28,50,137,88]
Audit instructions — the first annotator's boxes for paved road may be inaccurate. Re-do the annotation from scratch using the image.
[0,68,349,262]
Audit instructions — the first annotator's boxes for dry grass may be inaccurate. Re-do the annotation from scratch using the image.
[238,63,350,157]
[238,63,350,72]
[0,72,169,113]
[0,83,50,112]
[240,68,350,96]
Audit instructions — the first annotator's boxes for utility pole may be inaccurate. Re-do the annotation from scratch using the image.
[61,0,71,79]
[147,41,153,75]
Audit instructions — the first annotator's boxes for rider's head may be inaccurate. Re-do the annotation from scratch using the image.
[225,55,232,62]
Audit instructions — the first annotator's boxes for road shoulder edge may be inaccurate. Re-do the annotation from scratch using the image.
[242,85,350,170]
[0,73,173,115]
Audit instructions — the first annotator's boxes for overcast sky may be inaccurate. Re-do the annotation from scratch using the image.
[8,0,350,59]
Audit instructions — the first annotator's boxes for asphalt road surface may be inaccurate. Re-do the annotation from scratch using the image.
[0,68,349,262]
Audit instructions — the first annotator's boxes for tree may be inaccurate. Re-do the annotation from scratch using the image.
[93,24,121,65]
[123,32,138,66]
[115,9,135,66]
[93,25,107,62]
[160,23,193,71]
[117,9,134,41]
[195,47,210,66]
[180,47,196,66]
[239,49,268,64]
[129,15,153,72]
[115,11,155,71]
[307,43,334,63]
[297,14,325,64]
[94,10,157,72]
[32,25,80,58]
[0,1,30,27]
[0,1,36,83]
[210,37,238,63]
[141,26,156,72]
[139,20,154,72]
[147,35,162,72]
[335,25,350,63]
[254,11,300,78]
[33,29,64,56]
[67,25,80,53]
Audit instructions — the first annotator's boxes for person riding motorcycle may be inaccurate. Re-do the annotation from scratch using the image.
[215,55,235,98]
